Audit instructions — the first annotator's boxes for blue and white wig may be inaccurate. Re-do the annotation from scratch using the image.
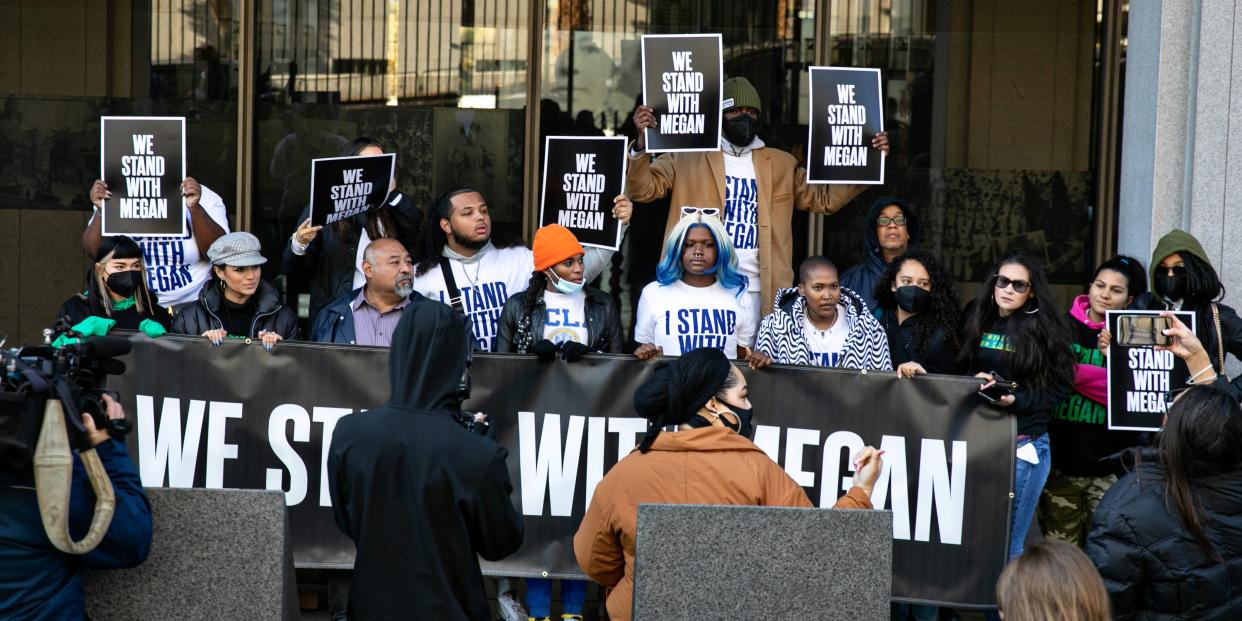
[654,215,749,296]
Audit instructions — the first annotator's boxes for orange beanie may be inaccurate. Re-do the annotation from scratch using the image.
[533,224,585,271]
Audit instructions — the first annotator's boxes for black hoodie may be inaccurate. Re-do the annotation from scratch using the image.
[840,197,921,314]
[327,298,524,620]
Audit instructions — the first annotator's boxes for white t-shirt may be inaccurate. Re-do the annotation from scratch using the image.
[635,280,757,357]
[412,245,534,351]
[722,149,761,291]
[88,184,231,308]
[541,289,589,345]
[803,306,850,367]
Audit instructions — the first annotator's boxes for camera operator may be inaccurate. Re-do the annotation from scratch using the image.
[327,296,524,619]
[0,394,153,619]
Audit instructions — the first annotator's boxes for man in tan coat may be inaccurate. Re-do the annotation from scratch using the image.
[627,77,889,316]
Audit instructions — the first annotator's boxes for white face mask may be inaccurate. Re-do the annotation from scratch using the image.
[547,269,584,295]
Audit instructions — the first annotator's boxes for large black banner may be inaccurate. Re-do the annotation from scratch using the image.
[1106,310,1195,431]
[108,336,1013,607]
[539,136,627,250]
[100,116,187,236]
[640,34,723,153]
[806,67,885,185]
[309,154,397,227]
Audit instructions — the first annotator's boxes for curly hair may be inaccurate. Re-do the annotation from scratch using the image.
[958,251,1075,389]
[873,250,962,356]
[413,187,524,276]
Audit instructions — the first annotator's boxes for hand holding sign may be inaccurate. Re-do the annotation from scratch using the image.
[181,177,201,211]
[1153,311,1216,380]
[90,179,111,209]
[632,105,657,151]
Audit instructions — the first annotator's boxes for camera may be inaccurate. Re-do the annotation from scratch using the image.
[1,323,133,468]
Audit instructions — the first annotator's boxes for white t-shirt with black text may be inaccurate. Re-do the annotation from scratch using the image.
[88,184,232,308]
[412,246,534,351]
[722,150,761,291]
[802,306,850,367]
[541,289,589,345]
[635,280,757,357]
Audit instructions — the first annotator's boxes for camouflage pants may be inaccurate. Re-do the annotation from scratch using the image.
[1037,469,1117,547]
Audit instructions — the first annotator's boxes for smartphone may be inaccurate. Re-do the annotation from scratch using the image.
[1116,315,1172,347]
[978,372,1017,403]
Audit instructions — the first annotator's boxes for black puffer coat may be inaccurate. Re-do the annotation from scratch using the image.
[1085,451,1242,620]
[171,279,300,340]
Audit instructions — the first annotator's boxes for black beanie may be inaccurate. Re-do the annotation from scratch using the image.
[633,348,733,452]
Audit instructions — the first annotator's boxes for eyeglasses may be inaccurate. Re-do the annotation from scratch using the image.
[876,216,907,227]
[993,274,1032,294]
[680,206,721,221]
[1163,386,1192,408]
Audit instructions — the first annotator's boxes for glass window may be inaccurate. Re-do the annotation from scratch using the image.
[538,0,822,345]
[822,0,1109,291]
[251,0,531,319]
[0,1,239,342]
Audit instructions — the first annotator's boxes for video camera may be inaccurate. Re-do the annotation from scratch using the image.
[1,320,133,555]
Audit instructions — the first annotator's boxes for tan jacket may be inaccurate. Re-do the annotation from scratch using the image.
[626,144,866,315]
[572,425,873,621]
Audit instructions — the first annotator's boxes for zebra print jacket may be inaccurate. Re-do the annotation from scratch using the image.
[755,286,893,371]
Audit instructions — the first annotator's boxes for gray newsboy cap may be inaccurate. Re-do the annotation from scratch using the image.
[207,232,268,267]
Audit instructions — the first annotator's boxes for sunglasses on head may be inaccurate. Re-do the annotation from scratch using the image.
[993,274,1032,294]
[680,206,720,221]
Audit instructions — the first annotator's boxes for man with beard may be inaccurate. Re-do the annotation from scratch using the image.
[412,188,631,351]
[327,298,525,619]
[627,77,889,317]
[312,238,416,346]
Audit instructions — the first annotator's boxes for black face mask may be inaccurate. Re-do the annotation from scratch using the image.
[894,285,932,313]
[105,270,140,298]
[722,114,758,147]
[1155,273,1187,301]
[688,400,755,439]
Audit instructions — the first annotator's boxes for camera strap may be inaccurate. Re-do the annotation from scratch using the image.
[439,257,466,315]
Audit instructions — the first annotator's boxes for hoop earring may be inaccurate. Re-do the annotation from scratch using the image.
[1023,300,1040,314]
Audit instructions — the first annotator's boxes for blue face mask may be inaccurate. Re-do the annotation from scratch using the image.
[548,270,584,295]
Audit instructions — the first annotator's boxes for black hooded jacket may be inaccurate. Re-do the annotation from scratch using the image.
[327,297,524,620]
[840,197,920,314]
[1085,450,1242,620]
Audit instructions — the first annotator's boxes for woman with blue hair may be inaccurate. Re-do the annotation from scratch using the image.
[633,208,767,366]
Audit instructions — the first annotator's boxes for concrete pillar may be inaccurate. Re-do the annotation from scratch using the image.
[1120,0,1242,374]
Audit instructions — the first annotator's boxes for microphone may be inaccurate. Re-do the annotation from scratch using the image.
[79,336,132,360]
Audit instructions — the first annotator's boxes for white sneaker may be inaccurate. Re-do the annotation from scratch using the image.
[496,592,527,621]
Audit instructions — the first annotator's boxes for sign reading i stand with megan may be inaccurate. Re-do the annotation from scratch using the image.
[806,67,886,184]
[640,34,723,153]
[308,153,397,227]
[539,136,627,250]
[100,116,187,236]
[1106,309,1196,431]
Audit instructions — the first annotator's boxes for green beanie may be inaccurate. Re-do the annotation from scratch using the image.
[722,77,762,114]
[1149,229,1211,291]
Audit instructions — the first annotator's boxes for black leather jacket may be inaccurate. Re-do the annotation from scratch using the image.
[495,286,620,354]
[171,279,300,340]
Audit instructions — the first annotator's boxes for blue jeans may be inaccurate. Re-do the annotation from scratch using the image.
[1009,433,1051,560]
[526,578,587,617]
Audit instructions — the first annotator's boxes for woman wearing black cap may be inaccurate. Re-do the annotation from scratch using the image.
[56,235,171,336]
[573,347,882,621]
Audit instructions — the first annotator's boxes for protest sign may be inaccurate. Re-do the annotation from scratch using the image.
[641,34,723,153]
[1107,310,1195,431]
[100,117,187,236]
[110,335,1013,607]
[539,136,627,250]
[806,67,885,184]
[309,154,397,227]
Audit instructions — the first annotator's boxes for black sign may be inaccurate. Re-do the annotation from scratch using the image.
[100,117,187,236]
[309,154,397,227]
[1107,310,1196,431]
[641,34,723,153]
[806,67,885,185]
[108,336,1014,608]
[539,136,627,250]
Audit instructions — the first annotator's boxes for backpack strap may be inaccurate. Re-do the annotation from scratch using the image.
[439,257,465,315]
